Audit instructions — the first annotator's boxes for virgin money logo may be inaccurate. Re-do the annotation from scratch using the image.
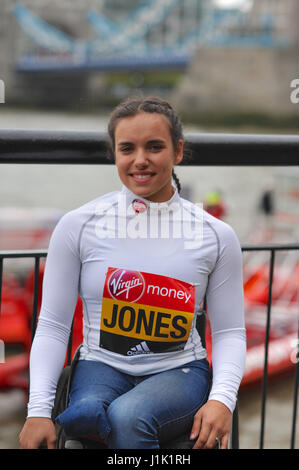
[108,269,145,302]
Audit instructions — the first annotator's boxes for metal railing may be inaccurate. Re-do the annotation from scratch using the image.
[0,250,47,345]
[241,244,299,450]
[1,129,299,165]
[0,129,299,449]
[0,244,298,448]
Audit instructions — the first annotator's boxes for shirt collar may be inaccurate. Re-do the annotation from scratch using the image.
[120,183,181,213]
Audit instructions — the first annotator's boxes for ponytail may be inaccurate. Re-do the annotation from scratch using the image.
[172,169,181,194]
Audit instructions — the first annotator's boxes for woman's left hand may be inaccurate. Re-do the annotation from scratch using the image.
[190,400,232,449]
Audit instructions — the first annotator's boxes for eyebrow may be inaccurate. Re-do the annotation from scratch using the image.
[117,141,133,147]
[147,139,166,145]
[117,139,166,146]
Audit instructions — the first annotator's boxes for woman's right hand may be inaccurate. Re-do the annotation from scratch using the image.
[19,417,57,449]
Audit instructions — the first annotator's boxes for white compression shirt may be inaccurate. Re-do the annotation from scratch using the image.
[27,184,246,418]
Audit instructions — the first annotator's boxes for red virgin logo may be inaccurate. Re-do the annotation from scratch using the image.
[108,269,145,303]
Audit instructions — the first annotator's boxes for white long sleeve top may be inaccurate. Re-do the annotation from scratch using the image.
[27,185,246,418]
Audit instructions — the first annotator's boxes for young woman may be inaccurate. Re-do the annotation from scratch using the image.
[19,97,246,450]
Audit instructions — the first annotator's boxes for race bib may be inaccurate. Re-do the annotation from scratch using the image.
[100,267,195,356]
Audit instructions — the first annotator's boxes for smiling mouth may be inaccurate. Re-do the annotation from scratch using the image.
[129,173,156,182]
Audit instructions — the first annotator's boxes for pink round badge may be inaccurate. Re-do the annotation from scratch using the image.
[132,199,147,214]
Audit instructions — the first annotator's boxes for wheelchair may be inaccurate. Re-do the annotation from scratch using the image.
[51,311,239,449]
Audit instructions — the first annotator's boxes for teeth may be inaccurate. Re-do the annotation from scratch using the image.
[134,174,152,179]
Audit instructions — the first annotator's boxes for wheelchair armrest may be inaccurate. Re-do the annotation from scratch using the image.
[51,344,83,421]
[51,365,71,421]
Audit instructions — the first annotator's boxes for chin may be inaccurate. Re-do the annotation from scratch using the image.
[126,182,155,198]
[122,178,171,202]
[132,188,154,199]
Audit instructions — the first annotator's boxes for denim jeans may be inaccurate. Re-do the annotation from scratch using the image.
[55,358,210,449]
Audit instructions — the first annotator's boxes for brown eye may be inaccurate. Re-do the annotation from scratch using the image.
[149,143,164,152]
[120,145,133,153]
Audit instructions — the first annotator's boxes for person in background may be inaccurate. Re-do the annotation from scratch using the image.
[258,184,275,241]
[203,190,226,220]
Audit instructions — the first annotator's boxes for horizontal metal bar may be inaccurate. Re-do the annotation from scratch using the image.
[0,245,298,260]
[1,129,299,165]
[0,130,109,165]
[0,250,47,259]
[241,244,299,251]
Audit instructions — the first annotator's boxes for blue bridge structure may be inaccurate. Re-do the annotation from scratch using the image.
[13,0,290,74]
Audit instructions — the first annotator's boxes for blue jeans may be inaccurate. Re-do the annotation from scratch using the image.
[55,358,210,449]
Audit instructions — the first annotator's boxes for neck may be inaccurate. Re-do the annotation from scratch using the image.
[122,182,178,204]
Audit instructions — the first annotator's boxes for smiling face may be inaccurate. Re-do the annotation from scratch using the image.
[114,112,183,202]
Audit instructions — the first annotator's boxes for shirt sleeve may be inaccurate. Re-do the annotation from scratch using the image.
[27,212,81,418]
[205,222,246,413]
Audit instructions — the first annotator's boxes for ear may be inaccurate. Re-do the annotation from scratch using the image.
[174,139,184,165]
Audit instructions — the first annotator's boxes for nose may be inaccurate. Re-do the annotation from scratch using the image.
[134,148,148,168]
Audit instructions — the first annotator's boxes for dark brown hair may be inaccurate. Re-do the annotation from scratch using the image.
[106,96,186,193]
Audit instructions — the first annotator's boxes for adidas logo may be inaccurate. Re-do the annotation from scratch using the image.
[127,341,151,356]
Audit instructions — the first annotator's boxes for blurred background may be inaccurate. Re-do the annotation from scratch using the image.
[0,0,299,449]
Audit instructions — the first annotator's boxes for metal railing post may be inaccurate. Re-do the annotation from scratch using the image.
[30,256,40,344]
[290,318,299,449]
[0,257,3,317]
[230,402,239,449]
[259,249,275,449]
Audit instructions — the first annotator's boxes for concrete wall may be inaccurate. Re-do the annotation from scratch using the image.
[173,0,299,120]
[174,45,299,118]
